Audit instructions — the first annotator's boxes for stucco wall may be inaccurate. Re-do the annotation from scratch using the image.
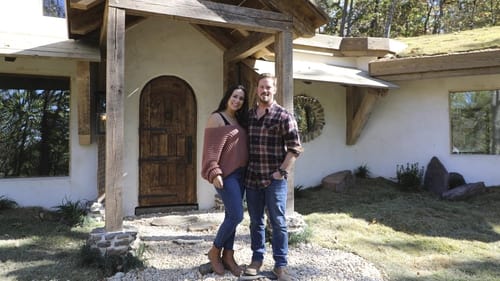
[122,18,223,215]
[294,73,500,188]
[0,56,98,208]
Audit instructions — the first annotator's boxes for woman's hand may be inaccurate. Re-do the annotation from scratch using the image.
[213,175,224,189]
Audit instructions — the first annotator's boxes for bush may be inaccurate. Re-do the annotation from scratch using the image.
[53,198,88,226]
[396,162,424,191]
[354,164,371,178]
[0,196,18,210]
[288,226,312,245]
[294,185,307,198]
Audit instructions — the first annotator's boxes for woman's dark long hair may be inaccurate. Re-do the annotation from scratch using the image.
[213,85,248,128]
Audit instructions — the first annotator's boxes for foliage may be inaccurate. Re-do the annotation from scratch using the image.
[316,0,500,38]
[0,195,18,210]
[54,198,88,226]
[0,88,70,178]
[396,162,424,191]
[449,90,499,155]
[294,185,307,198]
[296,178,500,281]
[80,244,145,277]
[288,226,312,245]
[354,164,371,178]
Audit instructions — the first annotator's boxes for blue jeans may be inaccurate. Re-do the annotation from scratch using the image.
[246,179,288,268]
[213,168,245,250]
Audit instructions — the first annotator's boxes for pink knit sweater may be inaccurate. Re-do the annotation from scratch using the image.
[201,125,248,183]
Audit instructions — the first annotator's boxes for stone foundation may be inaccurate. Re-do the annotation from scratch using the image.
[87,226,138,257]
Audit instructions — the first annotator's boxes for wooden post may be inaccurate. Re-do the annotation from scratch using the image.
[275,30,295,215]
[105,7,125,232]
[76,61,91,145]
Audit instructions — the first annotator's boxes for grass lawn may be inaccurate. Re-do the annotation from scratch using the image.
[0,207,105,281]
[1,177,499,281]
[295,177,500,281]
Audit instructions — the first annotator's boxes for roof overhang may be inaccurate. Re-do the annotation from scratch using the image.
[370,49,500,81]
[252,59,399,89]
[0,32,100,62]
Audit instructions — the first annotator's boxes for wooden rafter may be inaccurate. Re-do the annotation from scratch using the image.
[224,32,275,63]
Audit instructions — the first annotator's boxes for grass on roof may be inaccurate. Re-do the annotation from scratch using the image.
[396,25,500,57]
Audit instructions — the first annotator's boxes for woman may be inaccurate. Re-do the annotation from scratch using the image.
[201,85,249,276]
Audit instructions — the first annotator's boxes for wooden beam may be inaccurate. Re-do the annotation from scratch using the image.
[108,0,293,33]
[274,30,295,215]
[70,0,104,10]
[76,61,92,145]
[266,0,317,37]
[105,6,125,232]
[68,4,104,35]
[224,32,275,63]
[370,50,500,77]
[373,66,500,81]
[346,87,387,145]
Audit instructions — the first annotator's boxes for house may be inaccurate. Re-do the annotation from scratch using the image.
[1,1,499,230]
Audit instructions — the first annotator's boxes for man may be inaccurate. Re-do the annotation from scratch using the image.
[244,73,302,281]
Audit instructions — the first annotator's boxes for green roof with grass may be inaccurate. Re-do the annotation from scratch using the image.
[396,26,500,57]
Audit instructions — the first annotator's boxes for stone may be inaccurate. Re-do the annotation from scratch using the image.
[321,170,354,192]
[448,172,466,189]
[423,156,449,196]
[441,182,488,200]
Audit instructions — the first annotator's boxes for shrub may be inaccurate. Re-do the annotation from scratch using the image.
[354,164,371,178]
[396,162,424,191]
[294,185,307,198]
[53,198,88,226]
[0,196,18,210]
[288,226,312,245]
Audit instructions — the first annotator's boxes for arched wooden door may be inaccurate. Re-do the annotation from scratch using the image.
[139,76,197,208]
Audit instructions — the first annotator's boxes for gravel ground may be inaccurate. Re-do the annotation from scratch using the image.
[107,210,386,281]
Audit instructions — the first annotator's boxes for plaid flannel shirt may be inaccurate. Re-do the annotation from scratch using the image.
[244,102,302,189]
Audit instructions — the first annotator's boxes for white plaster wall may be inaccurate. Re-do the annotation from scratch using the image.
[0,56,98,208]
[0,0,67,37]
[295,74,500,188]
[122,18,223,216]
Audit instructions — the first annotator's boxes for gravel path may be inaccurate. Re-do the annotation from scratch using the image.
[107,210,386,281]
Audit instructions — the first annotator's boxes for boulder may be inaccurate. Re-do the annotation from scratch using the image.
[321,170,354,192]
[448,172,466,189]
[441,182,487,200]
[423,156,449,196]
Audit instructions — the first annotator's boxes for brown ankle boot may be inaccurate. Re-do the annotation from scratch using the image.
[207,245,225,275]
[222,249,243,276]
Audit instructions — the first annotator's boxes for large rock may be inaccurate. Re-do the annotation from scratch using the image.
[321,170,354,192]
[423,156,449,196]
[448,172,466,189]
[441,182,487,200]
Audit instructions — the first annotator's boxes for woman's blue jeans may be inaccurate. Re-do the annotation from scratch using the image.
[213,168,245,250]
[246,179,288,268]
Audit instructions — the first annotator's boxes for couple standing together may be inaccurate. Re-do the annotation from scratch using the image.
[201,73,303,281]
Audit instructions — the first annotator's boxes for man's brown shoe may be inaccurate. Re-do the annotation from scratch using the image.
[243,260,262,276]
[272,267,292,281]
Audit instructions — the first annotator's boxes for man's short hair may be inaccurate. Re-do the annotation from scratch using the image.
[257,73,276,85]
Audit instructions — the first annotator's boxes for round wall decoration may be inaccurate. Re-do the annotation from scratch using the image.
[293,94,325,143]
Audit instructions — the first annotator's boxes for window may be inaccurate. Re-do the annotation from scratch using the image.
[0,75,70,178]
[450,89,500,155]
[43,0,66,18]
